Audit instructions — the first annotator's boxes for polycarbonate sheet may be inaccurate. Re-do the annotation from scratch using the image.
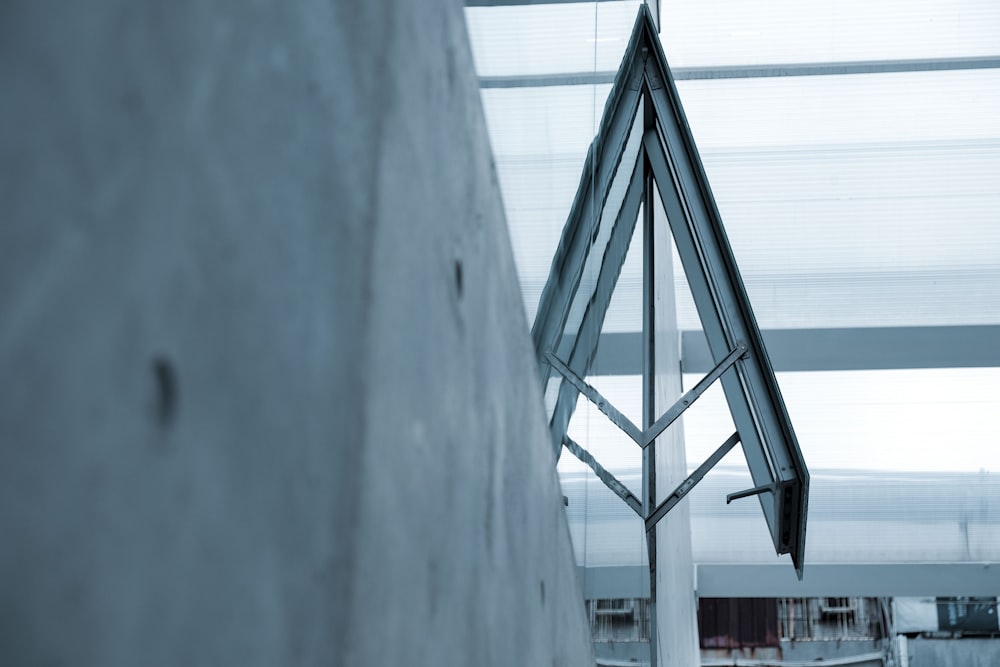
[564,463,1000,567]
[465,2,642,78]
[676,70,999,150]
[661,0,1000,68]
[670,70,1000,329]
[685,368,1000,474]
[686,369,1000,563]
[689,467,1000,564]
[483,71,1000,331]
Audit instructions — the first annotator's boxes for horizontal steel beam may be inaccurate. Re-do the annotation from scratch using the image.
[577,563,1000,598]
[466,0,660,25]
[467,0,624,5]
[577,565,650,601]
[479,56,1000,88]
[697,563,1000,598]
[586,325,1000,375]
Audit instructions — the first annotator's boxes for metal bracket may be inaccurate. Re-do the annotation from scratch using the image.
[727,483,777,505]
[546,342,746,449]
[546,351,644,445]
[641,343,746,448]
[563,434,643,518]
[645,431,741,531]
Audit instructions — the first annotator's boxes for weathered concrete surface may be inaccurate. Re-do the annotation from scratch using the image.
[0,1,593,665]
[652,203,701,665]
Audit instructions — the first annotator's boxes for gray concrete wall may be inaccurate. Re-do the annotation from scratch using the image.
[653,198,701,664]
[0,1,593,665]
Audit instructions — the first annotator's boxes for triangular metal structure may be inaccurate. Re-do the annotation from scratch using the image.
[531,5,809,587]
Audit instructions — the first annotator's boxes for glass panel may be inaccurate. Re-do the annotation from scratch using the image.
[480,84,612,323]
[466,2,643,78]
[555,111,644,360]
[562,376,648,567]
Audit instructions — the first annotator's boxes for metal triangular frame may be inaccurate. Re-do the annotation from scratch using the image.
[530,5,809,599]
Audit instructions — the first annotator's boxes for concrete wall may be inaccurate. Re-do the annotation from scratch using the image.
[0,1,593,665]
[652,197,701,664]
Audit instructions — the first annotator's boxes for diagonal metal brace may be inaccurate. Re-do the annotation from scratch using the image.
[546,351,644,445]
[563,434,644,517]
[641,343,746,448]
[645,431,741,531]
[547,344,746,451]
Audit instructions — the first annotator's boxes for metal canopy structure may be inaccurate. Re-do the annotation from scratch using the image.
[467,0,1000,606]
[530,5,809,582]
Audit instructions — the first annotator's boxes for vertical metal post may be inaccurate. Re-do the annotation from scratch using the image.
[641,90,659,667]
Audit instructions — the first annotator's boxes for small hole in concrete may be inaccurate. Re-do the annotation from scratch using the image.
[152,357,178,428]
[540,580,545,604]
[454,260,463,296]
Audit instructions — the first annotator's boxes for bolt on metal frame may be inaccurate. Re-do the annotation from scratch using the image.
[529,8,810,657]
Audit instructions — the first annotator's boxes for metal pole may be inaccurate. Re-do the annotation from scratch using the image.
[641,93,659,666]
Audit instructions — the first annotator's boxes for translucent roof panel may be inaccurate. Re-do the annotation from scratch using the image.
[689,467,1000,565]
[685,368,1000,475]
[677,71,999,150]
[466,1,643,78]
[674,70,1000,330]
[479,71,1000,332]
[661,0,1000,68]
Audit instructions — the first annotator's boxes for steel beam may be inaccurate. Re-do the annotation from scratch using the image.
[546,351,644,445]
[578,563,1000,598]
[696,563,1000,598]
[479,56,1000,89]
[585,325,1000,375]
[467,0,627,5]
[642,343,744,446]
[563,435,643,516]
[645,432,740,530]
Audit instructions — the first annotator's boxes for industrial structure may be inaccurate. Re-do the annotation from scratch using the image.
[468,0,1000,665]
[2,0,998,666]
